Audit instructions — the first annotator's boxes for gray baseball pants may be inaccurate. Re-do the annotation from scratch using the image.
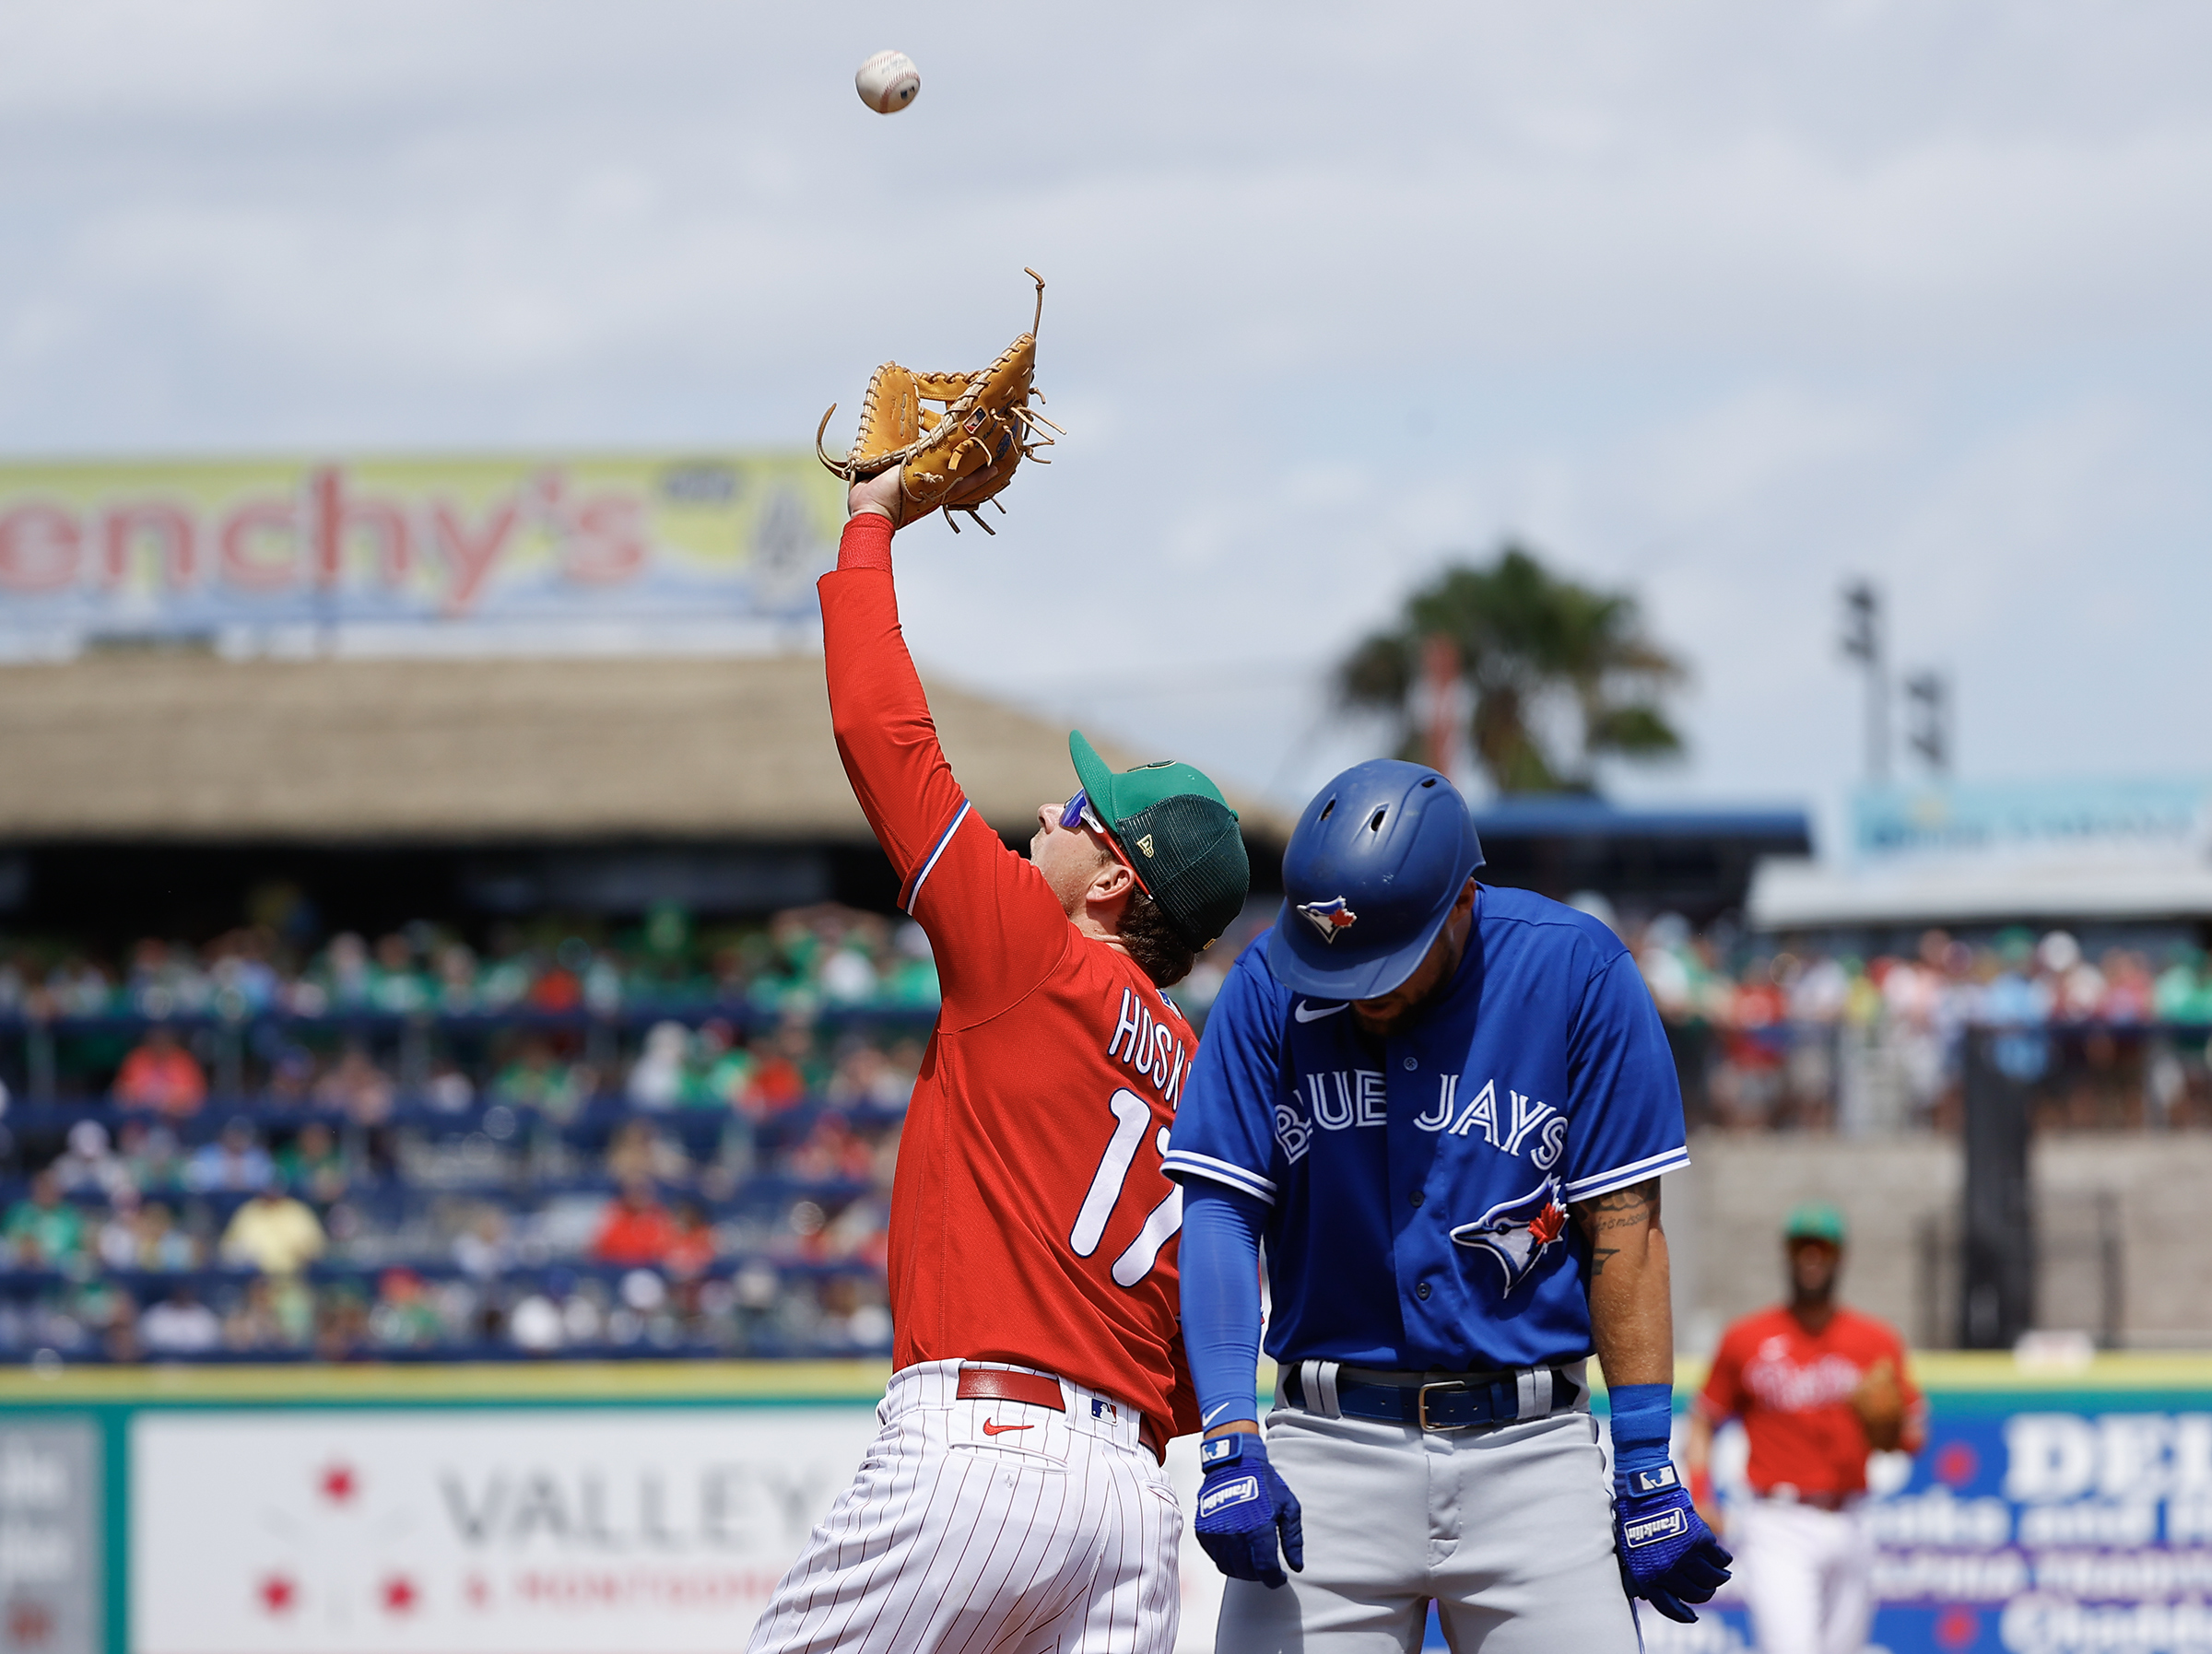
[1214,1400,1640,1654]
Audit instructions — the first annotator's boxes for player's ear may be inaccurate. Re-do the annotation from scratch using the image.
[1089,859,1135,904]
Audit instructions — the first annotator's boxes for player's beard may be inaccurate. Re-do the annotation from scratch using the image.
[1350,952,1462,1039]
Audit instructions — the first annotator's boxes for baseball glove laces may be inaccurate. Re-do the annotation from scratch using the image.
[815,268,1064,534]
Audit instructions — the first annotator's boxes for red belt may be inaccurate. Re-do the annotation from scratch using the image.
[956,1367,1165,1462]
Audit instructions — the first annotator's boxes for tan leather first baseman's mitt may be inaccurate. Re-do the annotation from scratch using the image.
[815,268,1062,534]
[1850,1358,1906,1447]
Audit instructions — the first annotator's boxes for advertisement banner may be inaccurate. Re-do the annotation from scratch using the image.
[132,1408,875,1654]
[1852,780,2212,867]
[1647,1398,2212,1654]
[0,1420,101,1654]
[0,455,842,651]
[129,1407,1225,1654]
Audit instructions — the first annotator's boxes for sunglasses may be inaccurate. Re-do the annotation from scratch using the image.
[1060,790,1155,896]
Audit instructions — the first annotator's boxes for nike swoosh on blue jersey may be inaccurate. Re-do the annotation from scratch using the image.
[1293,1001,1348,1022]
[1201,1401,1238,1426]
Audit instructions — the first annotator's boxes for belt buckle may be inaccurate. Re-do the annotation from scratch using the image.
[1416,1379,1468,1432]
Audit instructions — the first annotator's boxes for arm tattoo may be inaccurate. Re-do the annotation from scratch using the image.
[1589,1246,1621,1277]
[1571,1179,1660,1242]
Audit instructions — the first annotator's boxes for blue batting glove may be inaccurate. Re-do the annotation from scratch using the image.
[1613,1460,1734,1623]
[1607,1382,1732,1624]
[1194,1430,1304,1589]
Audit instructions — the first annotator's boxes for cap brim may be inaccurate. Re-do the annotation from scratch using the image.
[1265,875,1465,1003]
[1068,729,1115,817]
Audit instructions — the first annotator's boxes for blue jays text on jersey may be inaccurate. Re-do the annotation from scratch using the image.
[1162,886,1689,1373]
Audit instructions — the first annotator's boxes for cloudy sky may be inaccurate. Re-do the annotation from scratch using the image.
[2,2,2206,846]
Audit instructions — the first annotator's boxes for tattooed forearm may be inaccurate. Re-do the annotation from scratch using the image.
[1576,1179,1674,1387]
[1571,1179,1660,1243]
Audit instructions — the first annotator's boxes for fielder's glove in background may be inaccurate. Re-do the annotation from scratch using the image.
[814,269,1062,534]
[1194,1432,1304,1589]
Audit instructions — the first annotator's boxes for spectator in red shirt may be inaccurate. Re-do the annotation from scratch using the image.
[112,1026,208,1118]
[591,1179,677,1266]
[664,1203,718,1278]
[742,1022,813,1116]
[1688,1204,1924,1654]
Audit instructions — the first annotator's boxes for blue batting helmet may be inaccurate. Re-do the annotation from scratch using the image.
[1266,760,1485,1002]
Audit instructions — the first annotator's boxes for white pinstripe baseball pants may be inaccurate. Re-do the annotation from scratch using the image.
[747,1360,1183,1654]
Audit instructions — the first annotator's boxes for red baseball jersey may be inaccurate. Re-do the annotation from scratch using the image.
[1696,1305,1925,1496]
[819,523,1198,1444]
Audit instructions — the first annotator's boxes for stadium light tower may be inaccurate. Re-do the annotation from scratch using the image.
[1839,581,1888,785]
[1905,669,1950,777]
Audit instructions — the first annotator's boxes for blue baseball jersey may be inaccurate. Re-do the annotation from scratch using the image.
[1162,886,1688,1372]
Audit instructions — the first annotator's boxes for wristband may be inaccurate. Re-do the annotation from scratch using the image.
[1608,1382,1677,1480]
[837,512,894,573]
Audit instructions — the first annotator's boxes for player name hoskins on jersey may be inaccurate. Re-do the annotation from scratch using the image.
[1105,985,1191,1106]
[1270,1070,1567,1167]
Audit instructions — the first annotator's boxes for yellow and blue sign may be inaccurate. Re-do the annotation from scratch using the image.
[0,454,843,646]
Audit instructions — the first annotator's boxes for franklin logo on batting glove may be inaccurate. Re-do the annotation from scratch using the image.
[1198,1475,1262,1518]
[1193,1434,1304,1591]
[1623,1509,1688,1549]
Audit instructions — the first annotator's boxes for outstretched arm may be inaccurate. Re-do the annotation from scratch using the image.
[818,476,1065,1016]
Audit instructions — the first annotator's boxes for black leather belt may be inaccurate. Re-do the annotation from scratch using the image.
[1281,1361,1583,1431]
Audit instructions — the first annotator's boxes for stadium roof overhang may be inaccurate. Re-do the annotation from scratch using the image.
[0,652,1293,846]
[1748,855,2212,931]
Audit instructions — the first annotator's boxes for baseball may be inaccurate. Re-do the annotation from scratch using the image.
[855,49,921,115]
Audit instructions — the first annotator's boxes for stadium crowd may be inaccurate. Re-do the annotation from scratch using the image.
[3,900,2207,1365]
[0,903,932,1367]
[1628,917,2212,1134]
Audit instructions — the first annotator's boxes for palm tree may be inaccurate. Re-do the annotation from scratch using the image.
[1336,544,1688,795]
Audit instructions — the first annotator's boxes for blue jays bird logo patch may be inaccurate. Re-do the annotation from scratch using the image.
[1296,896,1359,944]
[1449,1175,1570,1290]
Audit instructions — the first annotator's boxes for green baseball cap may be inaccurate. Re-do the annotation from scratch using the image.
[1784,1202,1848,1246]
[1069,730,1251,951]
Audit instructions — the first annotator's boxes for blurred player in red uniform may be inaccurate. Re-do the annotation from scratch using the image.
[1688,1203,1925,1654]
[744,471,1252,1654]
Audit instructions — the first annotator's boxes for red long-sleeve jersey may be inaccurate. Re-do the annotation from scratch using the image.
[820,514,1198,1444]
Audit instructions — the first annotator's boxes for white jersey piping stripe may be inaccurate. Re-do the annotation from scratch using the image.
[902,799,971,915]
[1159,1149,1277,1203]
[1561,1144,1691,1202]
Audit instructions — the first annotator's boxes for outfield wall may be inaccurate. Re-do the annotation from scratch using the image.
[5,1356,2212,1654]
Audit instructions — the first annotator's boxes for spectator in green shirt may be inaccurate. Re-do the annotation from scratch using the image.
[4,1170,87,1267]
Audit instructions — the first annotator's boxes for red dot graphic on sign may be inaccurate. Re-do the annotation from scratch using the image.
[1936,1605,1980,1648]
[382,1576,418,1614]
[319,1463,358,1504]
[259,1575,297,1614]
[7,1599,55,1645]
[1935,1442,1979,1488]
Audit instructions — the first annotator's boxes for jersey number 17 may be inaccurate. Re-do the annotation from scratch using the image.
[1069,1088,1182,1287]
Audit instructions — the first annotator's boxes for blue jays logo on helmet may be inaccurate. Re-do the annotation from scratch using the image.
[1295,896,1359,944]
[1449,1175,1570,1291]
